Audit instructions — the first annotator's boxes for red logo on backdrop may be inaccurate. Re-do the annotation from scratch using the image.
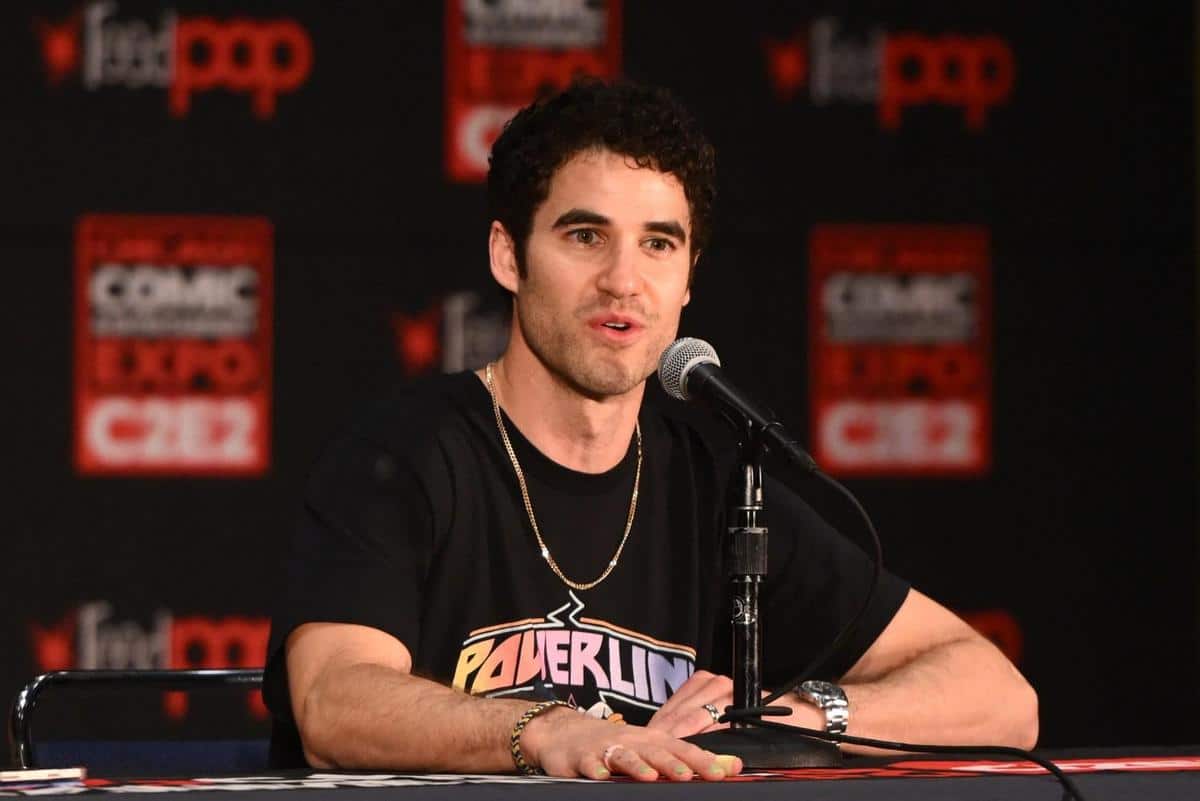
[392,306,442,376]
[391,290,509,375]
[809,225,991,476]
[764,18,1015,131]
[74,215,273,476]
[34,1,312,119]
[444,0,623,182]
[35,12,82,85]
[30,602,268,720]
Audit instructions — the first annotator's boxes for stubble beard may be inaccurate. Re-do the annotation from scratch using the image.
[515,293,665,400]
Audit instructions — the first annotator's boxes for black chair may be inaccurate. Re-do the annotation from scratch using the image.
[8,669,268,775]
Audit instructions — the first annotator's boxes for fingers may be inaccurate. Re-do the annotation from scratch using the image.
[603,743,660,782]
[638,745,695,781]
[656,671,730,712]
[698,702,727,734]
[674,743,742,781]
[531,710,744,783]
[714,753,743,778]
[577,753,610,781]
[649,671,734,737]
[649,671,727,714]
[659,702,730,738]
[626,742,743,783]
[585,741,742,782]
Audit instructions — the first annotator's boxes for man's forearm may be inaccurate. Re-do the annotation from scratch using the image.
[835,636,1038,753]
[651,594,1038,754]
[298,661,529,771]
[294,660,742,782]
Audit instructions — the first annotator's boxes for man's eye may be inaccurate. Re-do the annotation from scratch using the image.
[570,229,598,245]
[646,237,675,252]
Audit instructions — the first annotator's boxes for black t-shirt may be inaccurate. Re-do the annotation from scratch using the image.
[263,372,910,767]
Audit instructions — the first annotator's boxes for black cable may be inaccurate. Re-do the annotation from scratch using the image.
[760,470,881,707]
[737,716,1086,801]
[738,468,1081,799]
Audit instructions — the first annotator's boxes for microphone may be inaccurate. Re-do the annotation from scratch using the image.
[657,337,818,473]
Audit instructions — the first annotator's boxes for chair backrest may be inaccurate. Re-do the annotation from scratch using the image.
[8,669,267,774]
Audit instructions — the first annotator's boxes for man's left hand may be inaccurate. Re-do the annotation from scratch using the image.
[645,670,734,738]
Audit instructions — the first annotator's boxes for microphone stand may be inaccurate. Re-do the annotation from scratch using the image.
[683,420,841,768]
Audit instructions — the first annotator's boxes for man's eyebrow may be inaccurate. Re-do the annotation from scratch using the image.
[552,209,610,228]
[550,209,687,244]
[645,220,687,243]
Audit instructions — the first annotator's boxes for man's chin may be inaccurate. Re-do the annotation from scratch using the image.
[573,372,641,400]
[569,359,653,400]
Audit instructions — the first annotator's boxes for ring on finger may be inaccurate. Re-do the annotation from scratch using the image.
[602,744,625,772]
[703,703,721,724]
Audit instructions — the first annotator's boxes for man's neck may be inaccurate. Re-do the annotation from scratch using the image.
[479,349,643,475]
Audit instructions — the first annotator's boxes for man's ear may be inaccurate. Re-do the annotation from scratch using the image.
[489,221,520,293]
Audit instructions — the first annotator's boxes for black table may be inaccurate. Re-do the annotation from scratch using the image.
[9,749,1200,801]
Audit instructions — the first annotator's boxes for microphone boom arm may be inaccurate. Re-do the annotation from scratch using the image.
[684,364,818,473]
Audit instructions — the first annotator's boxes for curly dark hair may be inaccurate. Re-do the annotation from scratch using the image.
[487,77,716,277]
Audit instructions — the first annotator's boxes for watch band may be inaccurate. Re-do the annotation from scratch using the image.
[795,680,849,736]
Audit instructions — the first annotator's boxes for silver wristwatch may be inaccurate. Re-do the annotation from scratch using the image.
[794,680,849,735]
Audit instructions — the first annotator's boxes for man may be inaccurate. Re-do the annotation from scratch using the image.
[263,79,1037,782]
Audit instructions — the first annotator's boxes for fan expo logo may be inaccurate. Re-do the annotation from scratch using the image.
[392,290,509,375]
[445,0,622,181]
[764,17,1015,130]
[34,1,313,118]
[809,225,991,476]
[30,602,268,719]
[74,215,273,475]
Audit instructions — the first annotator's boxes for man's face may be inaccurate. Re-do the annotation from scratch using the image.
[495,148,694,399]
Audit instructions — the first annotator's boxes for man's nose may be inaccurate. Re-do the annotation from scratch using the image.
[596,240,641,298]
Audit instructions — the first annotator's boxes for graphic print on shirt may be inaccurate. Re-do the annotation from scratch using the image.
[451,592,695,718]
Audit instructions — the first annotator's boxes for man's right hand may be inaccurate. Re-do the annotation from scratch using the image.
[520,705,742,781]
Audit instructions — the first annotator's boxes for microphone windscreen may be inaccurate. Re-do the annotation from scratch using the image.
[658,337,720,400]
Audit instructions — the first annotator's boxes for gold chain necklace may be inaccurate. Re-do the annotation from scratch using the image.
[485,362,642,591]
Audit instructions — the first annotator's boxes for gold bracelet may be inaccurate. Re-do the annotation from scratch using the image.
[510,700,571,775]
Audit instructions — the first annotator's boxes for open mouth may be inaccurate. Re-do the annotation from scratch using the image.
[602,321,632,331]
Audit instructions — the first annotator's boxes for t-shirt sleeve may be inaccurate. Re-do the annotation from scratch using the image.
[262,431,437,724]
[759,474,910,687]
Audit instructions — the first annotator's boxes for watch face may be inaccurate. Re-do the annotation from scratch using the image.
[798,680,848,735]
[802,680,838,697]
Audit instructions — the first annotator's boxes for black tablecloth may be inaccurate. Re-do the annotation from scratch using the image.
[10,748,1200,801]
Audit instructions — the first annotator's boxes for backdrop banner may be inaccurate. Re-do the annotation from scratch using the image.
[4,0,1195,756]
